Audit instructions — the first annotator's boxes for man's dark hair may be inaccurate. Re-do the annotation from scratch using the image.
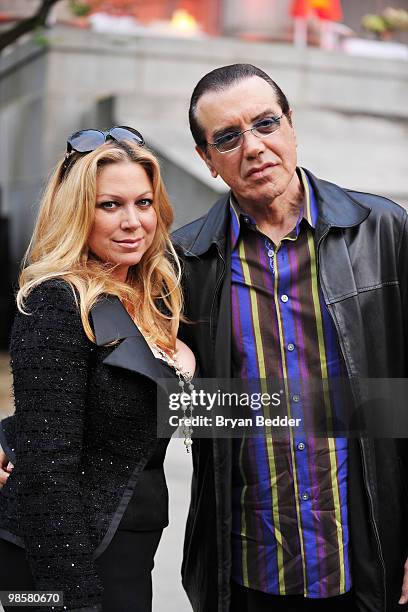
[189,63,291,151]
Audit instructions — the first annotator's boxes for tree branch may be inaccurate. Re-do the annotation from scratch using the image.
[0,0,63,53]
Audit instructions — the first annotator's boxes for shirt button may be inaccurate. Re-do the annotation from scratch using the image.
[267,249,274,258]
[281,294,289,303]
[287,343,295,352]
[292,394,300,403]
[243,216,250,224]
[301,492,310,501]
[297,442,306,451]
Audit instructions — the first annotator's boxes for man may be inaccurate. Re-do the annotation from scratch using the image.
[1,63,408,612]
[172,64,408,612]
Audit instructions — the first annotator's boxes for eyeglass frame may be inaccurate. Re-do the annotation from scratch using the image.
[205,114,284,154]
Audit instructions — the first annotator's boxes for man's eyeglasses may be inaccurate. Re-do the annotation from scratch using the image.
[66,126,145,155]
[207,115,283,154]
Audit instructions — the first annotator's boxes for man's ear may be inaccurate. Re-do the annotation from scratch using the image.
[196,145,218,178]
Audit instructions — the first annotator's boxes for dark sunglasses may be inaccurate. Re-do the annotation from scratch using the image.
[66,125,145,154]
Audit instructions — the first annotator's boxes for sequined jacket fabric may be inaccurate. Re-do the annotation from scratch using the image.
[0,280,169,612]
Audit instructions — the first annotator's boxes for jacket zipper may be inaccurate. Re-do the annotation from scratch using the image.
[317,228,387,610]
[210,245,226,344]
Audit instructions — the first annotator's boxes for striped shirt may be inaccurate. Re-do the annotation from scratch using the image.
[230,168,351,598]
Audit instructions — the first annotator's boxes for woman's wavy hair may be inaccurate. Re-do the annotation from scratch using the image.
[17,139,182,350]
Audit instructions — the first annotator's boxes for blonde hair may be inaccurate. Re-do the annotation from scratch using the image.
[17,140,183,351]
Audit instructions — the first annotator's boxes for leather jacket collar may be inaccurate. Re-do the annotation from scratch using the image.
[180,168,371,258]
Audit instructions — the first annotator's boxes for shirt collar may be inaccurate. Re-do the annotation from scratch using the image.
[229,167,317,251]
[298,167,317,228]
[229,194,254,250]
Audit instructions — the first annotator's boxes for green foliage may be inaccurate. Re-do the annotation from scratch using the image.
[32,26,50,47]
[362,14,387,34]
[383,7,408,30]
[362,7,408,34]
[69,0,91,17]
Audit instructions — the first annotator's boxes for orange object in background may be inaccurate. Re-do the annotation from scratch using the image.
[291,0,343,21]
[86,0,220,35]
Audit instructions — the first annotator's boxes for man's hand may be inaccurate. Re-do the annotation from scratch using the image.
[0,448,13,488]
[399,557,408,606]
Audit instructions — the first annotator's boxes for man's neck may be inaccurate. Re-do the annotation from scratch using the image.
[235,173,304,245]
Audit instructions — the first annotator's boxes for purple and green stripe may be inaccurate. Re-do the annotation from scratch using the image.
[230,168,351,598]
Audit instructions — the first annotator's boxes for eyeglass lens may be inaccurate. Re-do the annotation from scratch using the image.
[109,126,144,146]
[68,130,106,153]
[216,117,282,152]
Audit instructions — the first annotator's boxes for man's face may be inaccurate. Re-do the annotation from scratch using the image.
[195,76,298,208]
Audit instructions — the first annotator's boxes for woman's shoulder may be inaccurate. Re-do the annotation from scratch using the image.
[22,279,78,311]
[14,279,83,334]
[12,279,90,352]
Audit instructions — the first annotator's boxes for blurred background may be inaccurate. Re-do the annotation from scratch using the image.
[0,1,407,609]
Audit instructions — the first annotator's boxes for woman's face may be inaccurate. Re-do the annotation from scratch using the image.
[88,161,158,282]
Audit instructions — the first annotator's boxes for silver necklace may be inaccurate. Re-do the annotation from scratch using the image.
[151,344,194,453]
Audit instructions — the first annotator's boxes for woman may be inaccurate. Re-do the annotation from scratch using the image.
[0,127,195,612]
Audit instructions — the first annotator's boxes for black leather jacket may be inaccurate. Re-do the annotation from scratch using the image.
[173,169,408,612]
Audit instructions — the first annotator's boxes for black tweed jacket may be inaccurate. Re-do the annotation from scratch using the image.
[0,280,172,611]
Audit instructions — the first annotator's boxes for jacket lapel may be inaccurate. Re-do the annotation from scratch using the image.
[177,193,230,258]
[305,169,371,233]
[91,295,169,389]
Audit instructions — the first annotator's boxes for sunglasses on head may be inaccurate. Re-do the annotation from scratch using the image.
[66,126,145,155]
[62,126,145,174]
